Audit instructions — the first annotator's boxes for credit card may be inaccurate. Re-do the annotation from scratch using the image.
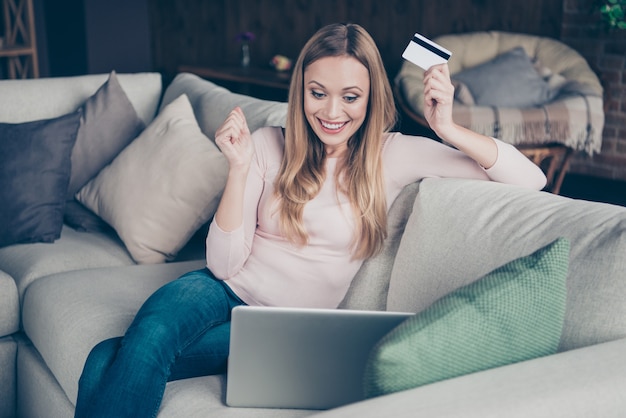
[402,33,452,70]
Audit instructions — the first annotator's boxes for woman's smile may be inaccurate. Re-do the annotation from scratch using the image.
[319,118,349,133]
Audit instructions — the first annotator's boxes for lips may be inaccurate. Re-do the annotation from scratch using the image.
[319,118,348,132]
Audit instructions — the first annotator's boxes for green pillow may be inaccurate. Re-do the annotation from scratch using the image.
[364,238,570,398]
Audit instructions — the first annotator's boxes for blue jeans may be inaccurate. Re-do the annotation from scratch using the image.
[74,268,245,418]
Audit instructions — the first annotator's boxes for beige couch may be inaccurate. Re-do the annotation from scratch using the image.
[1,72,625,417]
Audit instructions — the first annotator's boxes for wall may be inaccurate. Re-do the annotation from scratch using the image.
[41,0,87,76]
[38,0,152,76]
[148,0,562,82]
[561,0,626,181]
[83,0,152,74]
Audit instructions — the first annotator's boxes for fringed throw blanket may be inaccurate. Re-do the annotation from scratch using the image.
[452,92,604,155]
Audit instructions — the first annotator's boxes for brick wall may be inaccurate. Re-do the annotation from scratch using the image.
[561,0,626,181]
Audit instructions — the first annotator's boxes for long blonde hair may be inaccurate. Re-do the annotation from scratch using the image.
[275,23,397,259]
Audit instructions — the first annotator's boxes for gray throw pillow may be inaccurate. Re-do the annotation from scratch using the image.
[0,111,81,246]
[63,70,146,232]
[66,70,145,198]
[452,47,555,108]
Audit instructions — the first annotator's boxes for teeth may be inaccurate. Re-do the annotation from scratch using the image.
[321,120,345,130]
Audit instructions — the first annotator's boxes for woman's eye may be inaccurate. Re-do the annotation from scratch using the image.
[311,90,325,99]
[344,95,358,103]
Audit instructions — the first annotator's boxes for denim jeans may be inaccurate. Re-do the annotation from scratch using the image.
[74,268,245,418]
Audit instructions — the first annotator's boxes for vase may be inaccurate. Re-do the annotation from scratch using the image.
[241,42,250,68]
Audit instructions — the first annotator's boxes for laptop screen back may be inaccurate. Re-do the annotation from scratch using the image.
[226,305,412,410]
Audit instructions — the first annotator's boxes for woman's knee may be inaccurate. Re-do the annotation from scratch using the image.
[143,269,222,308]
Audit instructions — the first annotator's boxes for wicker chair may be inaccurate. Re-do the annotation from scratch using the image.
[394,31,605,194]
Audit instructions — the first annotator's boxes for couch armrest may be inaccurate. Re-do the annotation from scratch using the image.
[0,270,19,336]
[311,338,626,418]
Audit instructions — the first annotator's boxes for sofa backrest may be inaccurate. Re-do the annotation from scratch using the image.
[339,182,421,311]
[161,72,287,141]
[0,72,162,125]
[386,178,626,353]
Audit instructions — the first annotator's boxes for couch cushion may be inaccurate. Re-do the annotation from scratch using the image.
[314,338,626,418]
[0,336,17,417]
[0,111,82,247]
[387,178,626,352]
[0,271,19,336]
[21,260,203,405]
[0,72,162,126]
[364,238,569,398]
[76,94,228,264]
[161,73,287,141]
[0,226,134,301]
[18,339,313,418]
[22,259,319,416]
[158,375,314,417]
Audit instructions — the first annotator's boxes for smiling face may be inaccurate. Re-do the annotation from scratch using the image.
[303,55,370,158]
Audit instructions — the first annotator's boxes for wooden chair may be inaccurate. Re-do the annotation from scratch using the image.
[0,0,39,79]
[394,31,605,194]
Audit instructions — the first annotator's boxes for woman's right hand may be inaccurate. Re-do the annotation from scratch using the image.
[213,107,254,232]
[214,107,255,171]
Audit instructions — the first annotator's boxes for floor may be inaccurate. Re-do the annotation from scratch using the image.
[559,174,626,207]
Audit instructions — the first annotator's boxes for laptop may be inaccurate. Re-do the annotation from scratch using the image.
[226,305,413,410]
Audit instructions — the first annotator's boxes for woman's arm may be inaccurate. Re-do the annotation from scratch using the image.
[206,107,257,279]
[422,64,498,169]
[420,64,546,189]
[213,107,255,231]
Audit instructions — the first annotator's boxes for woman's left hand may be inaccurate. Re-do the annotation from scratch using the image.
[423,63,455,138]
[422,63,500,169]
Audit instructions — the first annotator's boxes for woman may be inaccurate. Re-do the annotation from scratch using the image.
[75,23,546,417]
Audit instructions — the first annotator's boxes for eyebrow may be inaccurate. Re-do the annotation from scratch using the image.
[307,80,364,93]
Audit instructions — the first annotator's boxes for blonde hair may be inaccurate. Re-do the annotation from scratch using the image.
[275,23,397,259]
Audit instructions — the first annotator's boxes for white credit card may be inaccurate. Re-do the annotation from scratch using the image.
[402,33,452,70]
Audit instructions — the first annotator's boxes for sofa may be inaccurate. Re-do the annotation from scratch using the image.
[1,71,625,418]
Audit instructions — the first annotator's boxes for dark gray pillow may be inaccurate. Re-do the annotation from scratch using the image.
[0,111,81,247]
[63,70,146,232]
[452,47,555,108]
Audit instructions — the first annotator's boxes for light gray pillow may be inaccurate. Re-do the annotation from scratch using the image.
[76,94,228,264]
[452,47,555,108]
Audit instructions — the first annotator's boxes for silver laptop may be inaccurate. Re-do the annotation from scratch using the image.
[226,305,413,410]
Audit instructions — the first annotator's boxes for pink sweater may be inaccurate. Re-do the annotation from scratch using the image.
[206,127,546,308]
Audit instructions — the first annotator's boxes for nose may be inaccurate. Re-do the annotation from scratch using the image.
[325,97,342,119]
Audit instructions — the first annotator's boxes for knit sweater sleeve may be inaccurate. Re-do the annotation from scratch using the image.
[205,128,272,279]
[382,133,546,192]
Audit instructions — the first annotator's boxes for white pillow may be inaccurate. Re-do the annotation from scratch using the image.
[76,94,228,264]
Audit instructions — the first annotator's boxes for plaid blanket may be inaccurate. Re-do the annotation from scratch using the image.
[451,85,604,156]
[397,70,605,156]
